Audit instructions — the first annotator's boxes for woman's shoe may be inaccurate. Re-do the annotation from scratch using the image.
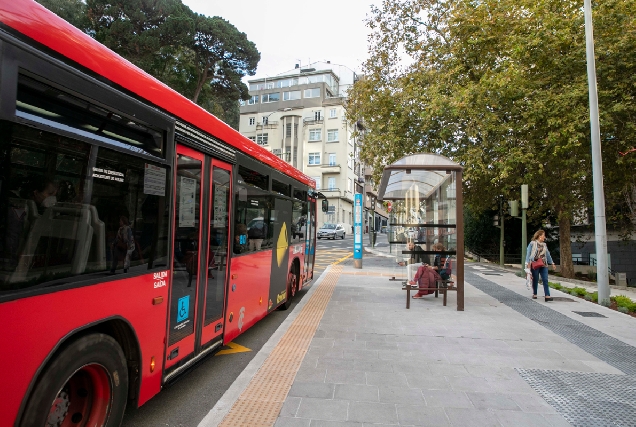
[532,295,537,299]
[545,297,553,302]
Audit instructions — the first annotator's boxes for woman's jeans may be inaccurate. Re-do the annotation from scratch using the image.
[532,266,550,296]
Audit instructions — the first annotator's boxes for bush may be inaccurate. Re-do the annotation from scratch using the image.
[550,282,562,290]
[618,306,630,314]
[515,271,526,278]
[590,292,598,303]
[600,298,611,307]
[572,287,587,297]
[614,295,635,309]
[584,294,592,301]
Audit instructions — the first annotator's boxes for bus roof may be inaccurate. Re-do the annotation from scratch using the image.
[0,1,315,188]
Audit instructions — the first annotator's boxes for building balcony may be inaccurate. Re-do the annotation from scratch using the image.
[320,164,341,174]
[303,118,324,126]
[256,121,279,130]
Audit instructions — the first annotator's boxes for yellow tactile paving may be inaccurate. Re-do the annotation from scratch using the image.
[218,261,347,427]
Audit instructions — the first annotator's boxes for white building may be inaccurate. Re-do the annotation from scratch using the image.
[239,61,361,230]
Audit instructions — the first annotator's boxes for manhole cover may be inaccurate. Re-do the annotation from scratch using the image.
[573,311,607,318]
[550,297,577,302]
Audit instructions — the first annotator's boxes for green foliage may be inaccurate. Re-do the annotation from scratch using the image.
[39,0,260,130]
[613,295,635,309]
[347,0,636,274]
[572,287,588,297]
[618,306,630,314]
[600,298,611,307]
[550,282,562,290]
[590,292,599,303]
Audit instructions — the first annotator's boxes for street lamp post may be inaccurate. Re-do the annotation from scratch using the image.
[584,0,610,303]
[521,185,528,271]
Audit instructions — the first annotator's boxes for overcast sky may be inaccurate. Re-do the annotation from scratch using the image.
[181,0,376,81]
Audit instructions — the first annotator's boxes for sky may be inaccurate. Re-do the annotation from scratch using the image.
[181,0,377,81]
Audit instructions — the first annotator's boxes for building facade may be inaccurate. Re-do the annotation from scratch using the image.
[238,62,362,231]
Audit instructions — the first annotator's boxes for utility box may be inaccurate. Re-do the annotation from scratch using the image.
[616,272,627,289]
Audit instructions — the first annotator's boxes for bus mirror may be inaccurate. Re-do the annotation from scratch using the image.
[321,199,329,213]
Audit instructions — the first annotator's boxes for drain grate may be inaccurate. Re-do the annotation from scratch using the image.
[465,270,636,376]
[550,297,577,302]
[517,369,636,427]
[573,311,607,318]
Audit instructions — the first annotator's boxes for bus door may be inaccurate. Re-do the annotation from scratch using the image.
[165,146,231,371]
[198,159,231,347]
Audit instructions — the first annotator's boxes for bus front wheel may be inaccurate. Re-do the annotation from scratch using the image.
[20,333,128,427]
[279,268,298,310]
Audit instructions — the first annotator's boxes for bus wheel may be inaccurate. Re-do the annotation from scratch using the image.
[20,333,128,427]
[279,268,298,310]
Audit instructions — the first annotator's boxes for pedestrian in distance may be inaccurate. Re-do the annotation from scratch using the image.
[525,229,557,302]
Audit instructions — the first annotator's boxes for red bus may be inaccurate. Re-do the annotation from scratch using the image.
[0,2,318,425]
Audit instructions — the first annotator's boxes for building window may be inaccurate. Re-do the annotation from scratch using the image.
[328,153,336,166]
[247,136,256,142]
[327,129,338,142]
[309,129,321,141]
[348,178,352,192]
[261,93,280,103]
[277,79,291,88]
[329,108,337,118]
[247,95,258,105]
[308,152,321,165]
[312,176,321,190]
[283,90,301,101]
[314,111,322,120]
[286,123,292,137]
[256,133,268,145]
[304,88,320,98]
[262,116,269,125]
[328,177,336,190]
[249,117,255,125]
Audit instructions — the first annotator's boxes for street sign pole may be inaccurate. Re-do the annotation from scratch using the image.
[354,193,363,268]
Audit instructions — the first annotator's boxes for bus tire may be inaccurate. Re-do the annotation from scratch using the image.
[279,267,298,311]
[20,333,128,427]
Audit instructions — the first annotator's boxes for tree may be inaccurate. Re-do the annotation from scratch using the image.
[36,0,91,32]
[347,0,636,278]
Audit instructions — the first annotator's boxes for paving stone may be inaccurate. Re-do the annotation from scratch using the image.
[444,408,503,427]
[427,363,469,377]
[315,358,355,370]
[309,421,363,427]
[275,417,311,427]
[448,376,495,393]
[343,349,378,360]
[295,368,327,383]
[405,373,452,390]
[295,398,349,422]
[466,392,521,411]
[334,384,379,402]
[378,386,425,404]
[353,359,395,373]
[508,393,557,414]
[325,369,367,385]
[347,401,398,424]
[493,410,553,427]
[421,390,474,408]
[288,382,335,399]
[279,397,302,417]
[365,371,409,387]
[396,404,450,426]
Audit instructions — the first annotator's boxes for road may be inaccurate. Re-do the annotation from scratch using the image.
[122,234,354,427]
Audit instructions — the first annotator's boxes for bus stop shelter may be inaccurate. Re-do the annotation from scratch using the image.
[377,154,464,311]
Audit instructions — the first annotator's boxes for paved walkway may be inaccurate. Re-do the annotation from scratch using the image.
[201,252,636,427]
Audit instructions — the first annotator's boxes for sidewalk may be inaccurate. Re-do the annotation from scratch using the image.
[204,252,636,427]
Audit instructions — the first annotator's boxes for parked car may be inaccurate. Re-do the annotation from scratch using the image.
[317,223,346,239]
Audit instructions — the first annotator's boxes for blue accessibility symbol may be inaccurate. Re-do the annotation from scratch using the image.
[177,295,190,322]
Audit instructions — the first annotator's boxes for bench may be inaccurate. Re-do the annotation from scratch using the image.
[402,280,456,309]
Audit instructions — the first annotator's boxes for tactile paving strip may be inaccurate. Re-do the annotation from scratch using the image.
[517,369,636,427]
[219,264,344,427]
[465,270,636,376]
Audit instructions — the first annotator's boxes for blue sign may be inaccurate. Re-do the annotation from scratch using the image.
[177,295,190,322]
[354,194,363,260]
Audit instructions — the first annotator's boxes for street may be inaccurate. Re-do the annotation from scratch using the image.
[121,235,354,427]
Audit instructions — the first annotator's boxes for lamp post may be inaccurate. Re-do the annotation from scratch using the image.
[499,196,504,267]
[521,185,528,271]
[584,0,610,303]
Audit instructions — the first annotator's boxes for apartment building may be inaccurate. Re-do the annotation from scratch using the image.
[238,62,360,230]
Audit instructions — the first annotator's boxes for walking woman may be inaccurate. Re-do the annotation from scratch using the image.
[525,229,557,301]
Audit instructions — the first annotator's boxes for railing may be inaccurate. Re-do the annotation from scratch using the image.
[275,152,292,162]
[303,118,324,125]
[256,121,278,129]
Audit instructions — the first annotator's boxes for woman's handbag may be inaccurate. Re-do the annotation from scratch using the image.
[530,258,545,270]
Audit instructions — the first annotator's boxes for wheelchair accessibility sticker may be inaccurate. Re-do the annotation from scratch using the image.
[177,295,190,322]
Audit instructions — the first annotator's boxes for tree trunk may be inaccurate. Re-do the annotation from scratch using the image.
[558,215,575,278]
[192,65,209,104]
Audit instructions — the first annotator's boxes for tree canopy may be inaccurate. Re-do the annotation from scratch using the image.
[38,0,260,129]
[347,0,636,277]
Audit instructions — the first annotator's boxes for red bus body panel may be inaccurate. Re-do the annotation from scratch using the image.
[0,2,314,189]
[0,272,170,422]
[224,251,272,344]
